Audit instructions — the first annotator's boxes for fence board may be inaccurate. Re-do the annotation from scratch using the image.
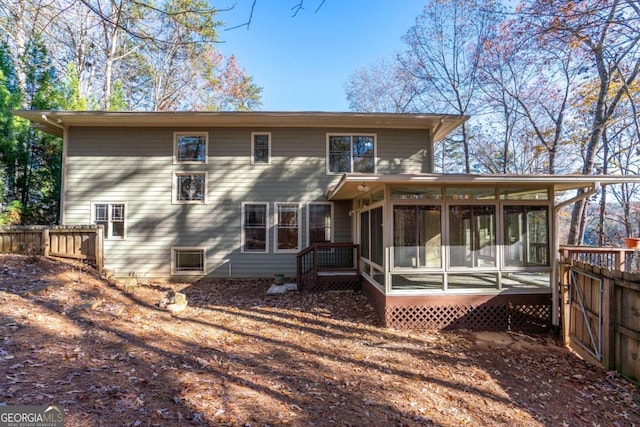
[561,257,640,384]
[0,225,103,271]
[617,330,640,383]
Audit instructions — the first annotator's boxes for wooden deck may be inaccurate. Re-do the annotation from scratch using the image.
[296,243,361,291]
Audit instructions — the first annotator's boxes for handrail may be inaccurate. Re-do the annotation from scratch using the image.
[296,242,360,289]
[559,245,639,273]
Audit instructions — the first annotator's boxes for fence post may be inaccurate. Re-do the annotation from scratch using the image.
[42,228,50,257]
[615,249,625,271]
[601,275,616,370]
[95,226,104,272]
[560,260,571,347]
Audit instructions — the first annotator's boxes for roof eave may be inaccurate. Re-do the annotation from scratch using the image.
[12,110,468,140]
[325,173,640,200]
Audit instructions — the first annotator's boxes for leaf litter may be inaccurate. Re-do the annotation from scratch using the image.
[0,254,638,426]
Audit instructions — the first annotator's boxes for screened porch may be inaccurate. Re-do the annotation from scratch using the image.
[353,183,553,294]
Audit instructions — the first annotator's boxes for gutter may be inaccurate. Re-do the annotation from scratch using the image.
[324,173,349,200]
[41,113,65,133]
[41,114,68,225]
[551,181,601,328]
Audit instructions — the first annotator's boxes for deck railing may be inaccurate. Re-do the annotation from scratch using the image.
[559,245,639,273]
[296,242,360,290]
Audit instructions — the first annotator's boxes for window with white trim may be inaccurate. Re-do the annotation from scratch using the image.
[92,202,126,239]
[242,203,268,253]
[327,134,376,174]
[171,247,205,274]
[251,132,271,164]
[308,203,332,244]
[174,132,208,163]
[275,203,301,252]
[173,172,207,203]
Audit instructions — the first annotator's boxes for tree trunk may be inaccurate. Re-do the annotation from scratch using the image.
[461,122,470,174]
[566,44,610,245]
[598,185,607,246]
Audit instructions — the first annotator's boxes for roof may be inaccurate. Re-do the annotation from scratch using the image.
[13,110,469,141]
[325,173,640,200]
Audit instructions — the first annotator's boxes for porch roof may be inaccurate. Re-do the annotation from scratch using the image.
[325,173,640,200]
[13,110,468,142]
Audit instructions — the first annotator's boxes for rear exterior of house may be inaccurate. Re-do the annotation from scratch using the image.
[18,112,459,280]
[17,110,634,331]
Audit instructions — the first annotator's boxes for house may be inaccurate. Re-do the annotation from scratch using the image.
[15,110,640,330]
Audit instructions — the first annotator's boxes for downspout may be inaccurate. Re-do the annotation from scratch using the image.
[41,115,67,225]
[551,182,601,328]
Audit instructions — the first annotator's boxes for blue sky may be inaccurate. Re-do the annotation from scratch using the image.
[215,1,426,111]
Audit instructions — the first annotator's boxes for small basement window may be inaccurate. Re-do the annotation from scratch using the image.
[172,247,205,274]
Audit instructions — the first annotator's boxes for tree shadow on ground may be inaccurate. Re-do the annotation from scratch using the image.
[1,256,639,426]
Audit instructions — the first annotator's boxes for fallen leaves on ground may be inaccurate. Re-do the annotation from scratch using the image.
[0,254,638,426]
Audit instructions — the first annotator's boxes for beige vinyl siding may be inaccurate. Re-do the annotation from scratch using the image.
[375,129,432,174]
[64,126,431,278]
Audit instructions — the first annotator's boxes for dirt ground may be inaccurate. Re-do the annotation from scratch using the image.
[0,254,638,426]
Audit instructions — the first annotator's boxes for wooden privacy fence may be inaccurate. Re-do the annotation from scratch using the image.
[0,225,104,272]
[559,257,640,384]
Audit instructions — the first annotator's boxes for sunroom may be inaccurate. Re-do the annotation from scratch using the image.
[324,173,622,331]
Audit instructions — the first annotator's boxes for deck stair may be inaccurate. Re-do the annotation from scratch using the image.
[296,243,361,292]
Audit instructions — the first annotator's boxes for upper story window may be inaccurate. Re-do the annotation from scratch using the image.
[251,132,271,164]
[173,172,207,204]
[327,134,376,174]
[92,202,126,239]
[174,132,208,163]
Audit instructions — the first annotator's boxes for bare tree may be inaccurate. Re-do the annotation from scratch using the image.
[399,0,501,173]
[521,0,640,244]
[345,58,420,113]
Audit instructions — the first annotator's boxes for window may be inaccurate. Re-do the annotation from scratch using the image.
[251,132,271,164]
[275,203,300,252]
[172,247,205,274]
[92,202,126,239]
[327,134,375,173]
[242,203,268,253]
[500,187,549,200]
[173,172,207,203]
[448,205,496,268]
[174,132,207,163]
[503,206,549,267]
[308,203,332,244]
[360,210,370,260]
[370,207,384,266]
[360,207,383,266]
[393,205,441,269]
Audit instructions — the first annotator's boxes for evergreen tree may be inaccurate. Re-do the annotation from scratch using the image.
[0,39,64,225]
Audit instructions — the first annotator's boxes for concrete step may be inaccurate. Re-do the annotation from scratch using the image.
[266,282,298,294]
